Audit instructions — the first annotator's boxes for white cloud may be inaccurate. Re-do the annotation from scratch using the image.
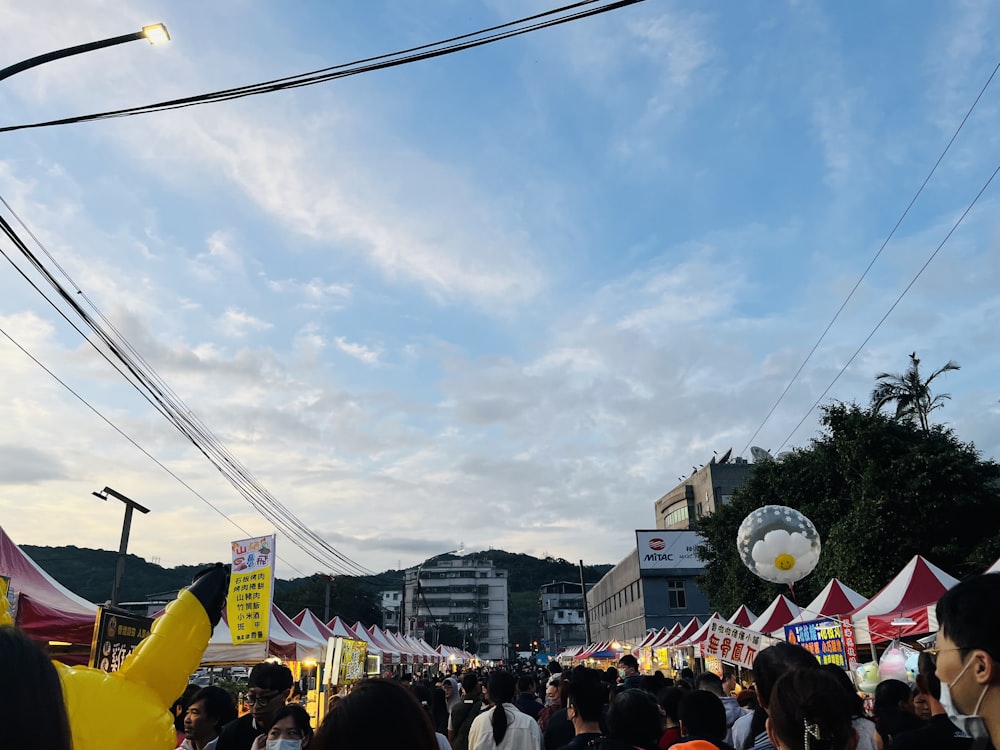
[217,308,272,337]
[334,336,380,365]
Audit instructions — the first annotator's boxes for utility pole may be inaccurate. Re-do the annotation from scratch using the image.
[92,487,150,607]
[324,574,332,622]
[579,560,592,643]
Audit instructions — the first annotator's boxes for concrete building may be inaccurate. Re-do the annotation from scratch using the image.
[587,531,710,644]
[403,557,509,661]
[654,460,752,530]
[539,581,589,652]
[380,589,402,630]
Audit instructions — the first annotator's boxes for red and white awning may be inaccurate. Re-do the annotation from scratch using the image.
[748,594,800,636]
[782,578,867,628]
[727,605,757,628]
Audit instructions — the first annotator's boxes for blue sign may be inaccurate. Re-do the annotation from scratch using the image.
[784,618,848,669]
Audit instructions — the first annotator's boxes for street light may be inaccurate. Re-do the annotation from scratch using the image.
[0,23,170,83]
[93,486,150,607]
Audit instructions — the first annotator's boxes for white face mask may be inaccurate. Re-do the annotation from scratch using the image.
[939,653,991,749]
[266,740,303,750]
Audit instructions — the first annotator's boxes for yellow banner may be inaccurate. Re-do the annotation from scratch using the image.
[227,535,275,644]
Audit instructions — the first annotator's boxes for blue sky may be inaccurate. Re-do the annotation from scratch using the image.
[1,0,999,579]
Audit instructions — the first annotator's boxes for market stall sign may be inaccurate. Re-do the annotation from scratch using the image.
[784,618,854,669]
[89,608,153,672]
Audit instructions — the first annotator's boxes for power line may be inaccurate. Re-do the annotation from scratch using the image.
[773,158,1000,453]
[739,58,1000,458]
[0,0,647,134]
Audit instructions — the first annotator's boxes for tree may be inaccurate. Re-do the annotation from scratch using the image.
[273,574,382,626]
[871,352,960,431]
[697,403,1000,615]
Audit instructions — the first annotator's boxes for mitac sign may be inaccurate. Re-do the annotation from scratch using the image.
[635,531,705,571]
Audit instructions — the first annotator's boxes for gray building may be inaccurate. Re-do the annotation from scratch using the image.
[654,460,752,530]
[380,589,402,630]
[403,557,509,661]
[539,581,589,652]
[587,531,711,645]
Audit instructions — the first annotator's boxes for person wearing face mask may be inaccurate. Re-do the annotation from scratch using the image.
[216,662,293,750]
[934,573,1000,750]
[255,704,313,750]
[892,653,972,750]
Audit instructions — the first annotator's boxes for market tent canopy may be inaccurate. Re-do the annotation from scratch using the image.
[200,605,324,664]
[728,605,757,628]
[783,579,867,628]
[637,628,666,648]
[326,616,361,640]
[652,623,682,647]
[675,613,723,647]
[850,555,959,644]
[293,609,336,643]
[349,621,389,663]
[748,595,800,636]
[364,625,403,665]
[987,556,1000,574]
[666,617,702,646]
[0,525,97,646]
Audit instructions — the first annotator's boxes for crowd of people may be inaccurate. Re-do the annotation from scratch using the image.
[2,572,1000,750]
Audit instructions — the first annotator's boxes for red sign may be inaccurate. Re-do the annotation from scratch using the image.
[649,538,665,550]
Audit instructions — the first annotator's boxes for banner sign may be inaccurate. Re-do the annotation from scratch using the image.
[326,637,369,685]
[89,608,153,672]
[703,619,765,670]
[784,618,851,669]
[841,619,859,672]
[0,575,15,622]
[227,535,275,644]
[635,531,705,571]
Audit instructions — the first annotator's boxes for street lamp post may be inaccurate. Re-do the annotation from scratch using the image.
[92,486,150,607]
[0,23,170,83]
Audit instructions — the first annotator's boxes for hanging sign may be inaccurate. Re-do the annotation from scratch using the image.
[227,535,275,644]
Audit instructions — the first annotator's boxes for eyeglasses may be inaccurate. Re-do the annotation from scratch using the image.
[246,691,282,707]
[924,647,964,657]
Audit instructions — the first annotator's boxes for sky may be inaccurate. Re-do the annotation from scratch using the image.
[1,0,999,582]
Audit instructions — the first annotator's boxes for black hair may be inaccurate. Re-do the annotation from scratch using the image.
[270,703,315,743]
[694,670,725,697]
[936,573,1000,660]
[172,683,201,732]
[249,661,294,691]
[680,667,695,679]
[722,668,737,681]
[566,674,608,723]
[656,686,684,723]
[549,661,563,674]
[606,689,662,750]
[619,654,639,670]
[0,628,73,750]
[461,672,481,693]
[605,666,620,682]
[917,652,942,701]
[313,679,437,750]
[680,689,727,741]
[819,664,864,717]
[189,685,238,732]
[873,679,911,715]
[768,669,856,750]
[517,673,536,692]
[487,671,517,745]
[751,641,820,709]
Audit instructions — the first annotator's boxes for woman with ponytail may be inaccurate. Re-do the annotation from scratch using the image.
[468,672,544,750]
[766,669,859,750]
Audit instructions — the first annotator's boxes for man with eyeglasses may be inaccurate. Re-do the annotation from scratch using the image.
[933,572,1000,750]
[216,661,294,750]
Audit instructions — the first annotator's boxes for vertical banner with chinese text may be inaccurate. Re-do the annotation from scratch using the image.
[227,535,275,644]
[784,618,853,669]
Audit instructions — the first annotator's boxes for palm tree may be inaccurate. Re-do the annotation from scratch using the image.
[871,352,960,430]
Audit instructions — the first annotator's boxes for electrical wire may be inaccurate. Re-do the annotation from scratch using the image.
[739,58,1000,458]
[773,158,1000,453]
[0,0,647,134]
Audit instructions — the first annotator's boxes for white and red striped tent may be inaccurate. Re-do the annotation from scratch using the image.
[362,624,401,665]
[666,617,702,646]
[986,556,1000,574]
[674,613,723,648]
[326,616,361,640]
[437,644,475,664]
[573,640,613,660]
[850,556,959,644]
[293,609,336,643]
[637,628,667,648]
[728,605,756,628]
[201,605,324,664]
[652,622,682,646]
[782,579,867,629]
[748,594,800,636]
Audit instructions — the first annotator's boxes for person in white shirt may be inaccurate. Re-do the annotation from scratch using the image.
[468,672,544,750]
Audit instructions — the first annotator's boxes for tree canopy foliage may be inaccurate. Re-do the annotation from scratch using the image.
[871,352,960,431]
[697,402,1000,615]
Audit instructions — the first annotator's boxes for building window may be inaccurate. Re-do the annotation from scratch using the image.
[662,505,690,528]
[668,580,687,610]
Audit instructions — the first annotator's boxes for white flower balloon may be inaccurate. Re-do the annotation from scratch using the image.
[736,505,821,584]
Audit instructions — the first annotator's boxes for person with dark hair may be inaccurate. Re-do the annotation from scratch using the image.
[934,574,1000,749]
[180,685,238,750]
[731,641,821,750]
[173,683,203,745]
[516,674,543,719]
[619,655,642,691]
[539,677,564,732]
[260,703,313,750]
[818,665,876,750]
[892,652,972,750]
[671,690,736,750]
[873,679,923,747]
[766,668,857,750]
[0,626,73,750]
[722,670,739,698]
[413,683,454,750]
[600,688,663,750]
[681,668,696,680]
[657,686,685,749]
[312,678,438,750]
[468,671,544,749]
[453,673,487,750]
[546,668,603,750]
[696,671,748,745]
[217,661,294,750]
[557,676,609,749]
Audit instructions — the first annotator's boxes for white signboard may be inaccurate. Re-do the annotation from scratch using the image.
[635,531,705,571]
[702,619,770,670]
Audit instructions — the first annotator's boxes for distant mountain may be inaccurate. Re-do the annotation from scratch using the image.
[21,544,612,645]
